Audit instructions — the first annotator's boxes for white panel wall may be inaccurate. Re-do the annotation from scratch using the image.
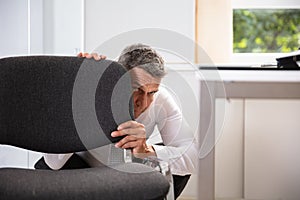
[0,0,31,168]
[0,0,44,57]
[0,0,28,57]
[84,0,195,62]
[30,0,44,54]
[43,0,82,55]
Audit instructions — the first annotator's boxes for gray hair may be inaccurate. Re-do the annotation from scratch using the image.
[117,43,166,78]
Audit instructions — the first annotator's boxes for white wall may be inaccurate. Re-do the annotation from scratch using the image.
[30,0,44,54]
[84,0,195,62]
[196,0,232,64]
[0,0,44,57]
[0,0,42,169]
[0,0,82,57]
[0,0,28,57]
[43,0,82,55]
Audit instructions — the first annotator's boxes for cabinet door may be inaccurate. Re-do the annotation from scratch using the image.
[245,100,300,199]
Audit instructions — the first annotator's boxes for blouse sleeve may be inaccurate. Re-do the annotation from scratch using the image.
[43,153,73,170]
[151,91,198,176]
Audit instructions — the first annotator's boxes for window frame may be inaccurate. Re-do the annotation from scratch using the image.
[231,0,300,64]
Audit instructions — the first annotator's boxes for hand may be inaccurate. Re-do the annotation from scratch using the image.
[111,120,156,158]
[77,52,107,61]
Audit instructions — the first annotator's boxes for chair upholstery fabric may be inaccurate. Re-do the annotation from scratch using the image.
[0,56,169,200]
[0,163,169,200]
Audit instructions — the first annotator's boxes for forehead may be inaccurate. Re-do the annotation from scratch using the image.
[138,83,160,92]
[129,67,161,88]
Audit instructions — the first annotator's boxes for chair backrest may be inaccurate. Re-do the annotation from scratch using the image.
[0,56,133,153]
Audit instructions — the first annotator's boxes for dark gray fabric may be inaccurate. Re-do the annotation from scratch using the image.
[35,154,191,199]
[0,56,169,200]
[0,56,133,153]
[0,163,169,200]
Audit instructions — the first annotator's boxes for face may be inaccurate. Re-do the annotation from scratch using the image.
[130,68,161,118]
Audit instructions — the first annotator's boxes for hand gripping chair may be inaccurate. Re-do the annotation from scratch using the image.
[0,56,170,200]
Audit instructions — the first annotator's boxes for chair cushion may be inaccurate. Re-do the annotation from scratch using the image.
[0,163,169,200]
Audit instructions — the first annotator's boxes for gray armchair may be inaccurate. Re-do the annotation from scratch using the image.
[0,56,170,200]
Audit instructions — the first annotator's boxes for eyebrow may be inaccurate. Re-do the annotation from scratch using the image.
[139,88,159,94]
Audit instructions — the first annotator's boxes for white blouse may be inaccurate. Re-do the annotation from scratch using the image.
[44,89,198,175]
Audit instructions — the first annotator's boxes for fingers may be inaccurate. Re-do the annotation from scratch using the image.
[77,52,91,58]
[111,120,145,137]
[111,120,146,151]
[111,126,145,139]
[114,136,156,159]
[117,141,136,149]
[117,120,144,130]
[111,126,145,138]
[90,53,105,60]
[76,52,107,61]
[99,54,107,60]
[115,135,146,149]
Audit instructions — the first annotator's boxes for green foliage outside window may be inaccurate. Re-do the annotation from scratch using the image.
[233,9,300,53]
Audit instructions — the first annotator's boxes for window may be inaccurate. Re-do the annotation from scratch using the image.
[231,0,300,63]
[233,9,300,53]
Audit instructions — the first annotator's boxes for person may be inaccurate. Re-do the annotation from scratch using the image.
[42,44,198,198]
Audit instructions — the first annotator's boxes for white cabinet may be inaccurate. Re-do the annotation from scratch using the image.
[244,100,300,199]
[215,99,300,200]
[215,100,244,198]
